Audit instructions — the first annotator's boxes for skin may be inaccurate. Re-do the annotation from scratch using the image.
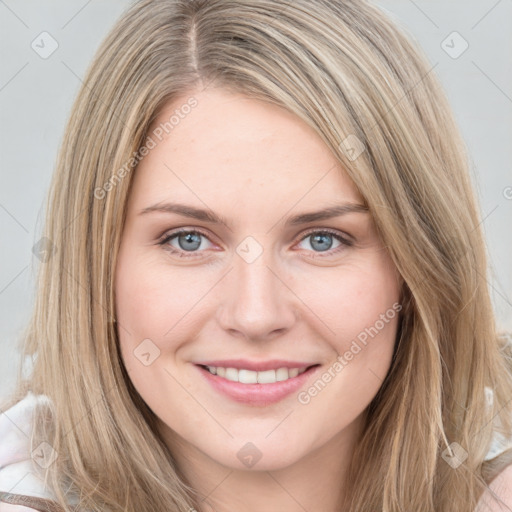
[115,87,401,512]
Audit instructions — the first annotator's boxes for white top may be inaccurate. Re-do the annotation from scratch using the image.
[1,392,512,510]
[0,394,57,511]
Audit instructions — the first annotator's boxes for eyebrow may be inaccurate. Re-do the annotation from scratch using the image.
[139,201,369,227]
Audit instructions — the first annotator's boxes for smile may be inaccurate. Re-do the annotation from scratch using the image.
[195,362,321,406]
[202,365,309,384]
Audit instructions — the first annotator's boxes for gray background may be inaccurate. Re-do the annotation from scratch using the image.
[1,0,511,402]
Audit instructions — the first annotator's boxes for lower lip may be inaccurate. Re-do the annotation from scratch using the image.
[196,364,320,406]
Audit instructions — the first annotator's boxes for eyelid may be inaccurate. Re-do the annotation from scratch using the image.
[158,227,213,244]
[298,226,354,244]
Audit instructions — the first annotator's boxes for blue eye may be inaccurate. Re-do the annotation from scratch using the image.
[295,229,353,257]
[159,229,213,256]
[158,228,352,259]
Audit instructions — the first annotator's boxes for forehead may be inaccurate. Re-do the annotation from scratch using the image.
[130,87,363,215]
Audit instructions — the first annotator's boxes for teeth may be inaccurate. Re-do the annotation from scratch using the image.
[225,368,238,381]
[205,365,309,383]
[239,369,258,384]
[257,370,276,384]
[276,367,289,381]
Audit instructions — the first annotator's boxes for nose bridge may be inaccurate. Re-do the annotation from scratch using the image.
[237,251,276,305]
[217,238,296,339]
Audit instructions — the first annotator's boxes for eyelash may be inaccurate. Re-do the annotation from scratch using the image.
[158,227,353,259]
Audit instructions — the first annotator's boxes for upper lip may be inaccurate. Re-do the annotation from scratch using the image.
[195,359,319,372]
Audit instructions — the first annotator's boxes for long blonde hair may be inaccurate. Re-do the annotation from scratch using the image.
[6,0,512,510]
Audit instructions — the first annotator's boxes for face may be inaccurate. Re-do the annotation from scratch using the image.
[115,87,401,473]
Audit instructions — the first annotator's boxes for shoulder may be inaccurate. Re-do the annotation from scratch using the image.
[477,464,512,511]
[0,393,56,504]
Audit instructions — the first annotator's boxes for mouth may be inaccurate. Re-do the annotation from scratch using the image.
[194,362,321,406]
[197,364,318,384]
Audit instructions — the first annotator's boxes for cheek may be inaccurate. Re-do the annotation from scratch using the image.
[115,249,209,342]
[296,256,400,346]
[114,251,188,414]
[114,247,223,400]
[294,253,401,406]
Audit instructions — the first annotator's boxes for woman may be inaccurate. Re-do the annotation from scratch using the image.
[1,0,511,510]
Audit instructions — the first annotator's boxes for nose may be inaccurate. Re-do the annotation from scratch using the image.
[216,249,297,342]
